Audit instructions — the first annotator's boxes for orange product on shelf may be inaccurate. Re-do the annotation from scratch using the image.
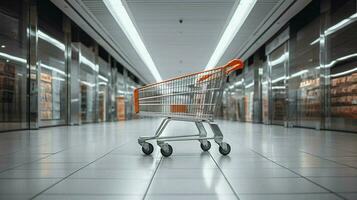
[170,104,187,113]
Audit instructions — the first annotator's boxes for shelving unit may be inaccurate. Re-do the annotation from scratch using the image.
[331,73,357,119]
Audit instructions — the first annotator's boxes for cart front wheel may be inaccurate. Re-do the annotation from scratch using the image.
[219,143,231,155]
[142,143,154,155]
[200,141,211,151]
[161,144,173,157]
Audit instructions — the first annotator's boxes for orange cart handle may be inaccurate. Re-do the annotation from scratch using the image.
[198,59,244,82]
[223,59,244,75]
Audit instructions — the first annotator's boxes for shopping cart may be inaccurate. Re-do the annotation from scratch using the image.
[134,59,244,157]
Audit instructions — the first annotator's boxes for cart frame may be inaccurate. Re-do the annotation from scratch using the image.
[134,59,244,157]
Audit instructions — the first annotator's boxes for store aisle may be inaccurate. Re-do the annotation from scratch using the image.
[0,119,357,199]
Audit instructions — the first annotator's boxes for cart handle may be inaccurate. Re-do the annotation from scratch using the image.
[197,59,244,82]
[223,59,244,75]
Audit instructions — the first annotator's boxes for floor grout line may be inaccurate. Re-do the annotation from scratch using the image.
[300,150,357,170]
[249,148,348,200]
[29,142,129,200]
[0,149,69,174]
[142,155,163,200]
[208,152,240,200]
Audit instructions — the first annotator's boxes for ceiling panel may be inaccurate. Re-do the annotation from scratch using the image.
[68,0,292,82]
[77,0,157,83]
[125,0,236,79]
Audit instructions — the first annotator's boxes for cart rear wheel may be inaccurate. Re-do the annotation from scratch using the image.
[161,144,173,157]
[142,143,154,155]
[200,141,211,151]
[219,143,231,155]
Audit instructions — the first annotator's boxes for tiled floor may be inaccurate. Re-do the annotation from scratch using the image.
[0,118,357,199]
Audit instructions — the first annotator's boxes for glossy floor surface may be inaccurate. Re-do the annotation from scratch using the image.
[1,118,357,200]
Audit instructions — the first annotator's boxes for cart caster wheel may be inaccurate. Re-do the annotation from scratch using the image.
[200,141,211,151]
[161,144,173,157]
[219,143,231,156]
[142,143,154,155]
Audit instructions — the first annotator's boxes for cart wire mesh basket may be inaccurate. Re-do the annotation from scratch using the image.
[134,59,244,157]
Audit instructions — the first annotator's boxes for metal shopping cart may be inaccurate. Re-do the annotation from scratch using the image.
[134,59,244,157]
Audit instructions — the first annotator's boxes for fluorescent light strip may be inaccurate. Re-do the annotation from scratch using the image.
[272,76,286,83]
[272,86,285,90]
[52,77,66,82]
[99,75,109,82]
[80,55,98,72]
[289,69,309,79]
[206,0,257,70]
[103,0,162,81]
[330,67,357,78]
[38,30,65,51]
[245,82,254,89]
[268,52,288,67]
[310,12,357,46]
[325,53,357,68]
[81,81,95,87]
[0,52,26,63]
[40,63,66,75]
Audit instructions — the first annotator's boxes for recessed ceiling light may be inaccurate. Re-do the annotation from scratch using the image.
[103,0,162,82]
[1,45,5,48]
[205,0,257,70]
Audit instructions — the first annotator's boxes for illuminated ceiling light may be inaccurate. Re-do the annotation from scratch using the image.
[205,0,257,70]
[80,55,98,72]
[103,0,162,82]
[325,53,357,68]
[271,76,286,83]
[0,52,26,63]
[245,82,254,89]
[1,45,5,48]
[330,67,357,78]
[38,30,65,51]
[99,75,109,82]
[40,63,66,75]
[268,52,288,67]
[289,69,308,79]
[310,38,320,46]
[80,80,96,87]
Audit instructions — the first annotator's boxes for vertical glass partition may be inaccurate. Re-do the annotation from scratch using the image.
[323,0,357,132]
[268,43,288,126]
[38,1,67,126]
[98,57,109,122]
[80,45,97,123]
[289,14,321,129]
[0,1,29,131]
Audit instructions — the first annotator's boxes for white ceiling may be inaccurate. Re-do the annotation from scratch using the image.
[54,0,312,83]
[124,0,236,79]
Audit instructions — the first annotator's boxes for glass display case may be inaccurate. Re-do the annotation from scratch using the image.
[98,57,109,122]
[323,0,357,132]
[289,13,321,129]
[37,0,67,127]
[80,45,97,123]
[116,70,126,120]
[0,0,29,131]
[268,43,288,126]
[244,69,254,122]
